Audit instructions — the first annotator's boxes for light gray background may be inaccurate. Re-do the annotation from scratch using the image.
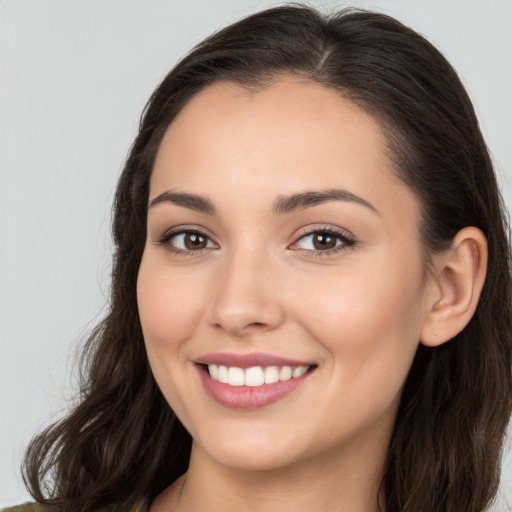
[1,0,511,508]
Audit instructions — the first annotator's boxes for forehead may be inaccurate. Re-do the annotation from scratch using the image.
[150,79,419,223]
[158,79,386,169]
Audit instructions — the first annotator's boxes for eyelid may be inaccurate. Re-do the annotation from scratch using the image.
[154,223,356,257]
[155,225,219,255]
[288,225,356,254]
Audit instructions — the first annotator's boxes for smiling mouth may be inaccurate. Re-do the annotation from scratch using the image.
[197,363,317,409]
[204,364,314,387]
[195,354,317,409]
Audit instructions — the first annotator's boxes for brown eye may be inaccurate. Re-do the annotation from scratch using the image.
[312,233,338,250]
[184,233,208,250]
[162,231,216,252]
[291,229,355,253]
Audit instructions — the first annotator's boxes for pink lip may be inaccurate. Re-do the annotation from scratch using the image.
[195,352,314,368]
[195,354,316,410]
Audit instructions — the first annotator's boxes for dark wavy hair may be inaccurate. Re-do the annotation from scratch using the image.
[23,5,512,512]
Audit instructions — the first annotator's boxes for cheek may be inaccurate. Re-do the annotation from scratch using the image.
[290,253,426,390]
[321,276,423,347]
[137,255,207,358]
[136,253,211,427]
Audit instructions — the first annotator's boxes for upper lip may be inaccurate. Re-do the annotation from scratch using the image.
[195,352,315,368]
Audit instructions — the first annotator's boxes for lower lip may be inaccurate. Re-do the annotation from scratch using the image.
[197,366,313,409]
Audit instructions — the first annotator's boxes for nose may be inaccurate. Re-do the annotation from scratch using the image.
[207,250,285,337]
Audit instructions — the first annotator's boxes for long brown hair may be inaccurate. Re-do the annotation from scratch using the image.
[23,5,512,512]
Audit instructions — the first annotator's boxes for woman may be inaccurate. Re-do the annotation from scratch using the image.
[7,5,511,512]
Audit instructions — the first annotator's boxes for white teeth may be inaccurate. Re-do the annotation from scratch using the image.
[293,366,308,378]
[279,366,293,381]
[245,366,265,386]
[264,366,280,384]
[207,364,311,386]
[218,365,229,384]
[228,366,245,386]
[209,364,219,380]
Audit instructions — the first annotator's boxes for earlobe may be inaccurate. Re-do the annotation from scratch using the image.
[421,227,488,347]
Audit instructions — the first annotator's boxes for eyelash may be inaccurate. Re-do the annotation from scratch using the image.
[290,226,356,256]
[156,228,216,256]
[156,226,356,257]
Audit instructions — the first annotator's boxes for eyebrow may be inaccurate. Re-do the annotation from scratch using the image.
[273,188,378,215]
[148,188,378,216]
[149,191,216,214]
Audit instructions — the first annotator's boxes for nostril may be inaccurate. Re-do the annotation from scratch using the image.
[212,320,272,334]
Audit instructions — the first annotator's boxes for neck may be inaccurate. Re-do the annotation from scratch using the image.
[152,425,389,512]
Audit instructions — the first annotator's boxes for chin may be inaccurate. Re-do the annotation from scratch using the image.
[192,426,308,472]
[209,447,300,473]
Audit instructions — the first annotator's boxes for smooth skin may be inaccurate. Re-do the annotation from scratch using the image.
[137,79,487,512]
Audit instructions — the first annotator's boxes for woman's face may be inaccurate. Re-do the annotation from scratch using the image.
[137,80,433,472]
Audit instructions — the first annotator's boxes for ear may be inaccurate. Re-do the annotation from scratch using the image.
[421,227,488,347]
